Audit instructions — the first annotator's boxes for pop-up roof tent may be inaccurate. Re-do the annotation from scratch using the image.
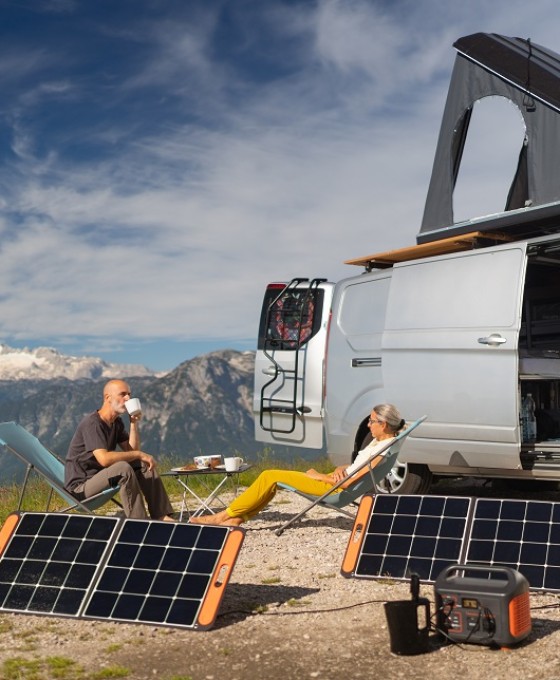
[419,33,560,245]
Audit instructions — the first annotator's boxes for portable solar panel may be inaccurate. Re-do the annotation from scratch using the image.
[0,512,244,630]
[341,494,472,582]
[83,518,244,629]
[341,494,560,593]
[465,498,560,593]
[0,512,119,618]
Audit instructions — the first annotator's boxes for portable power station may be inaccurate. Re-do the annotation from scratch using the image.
[434,564,532,647]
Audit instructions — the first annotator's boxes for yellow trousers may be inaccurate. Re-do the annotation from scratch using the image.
[226,469,340,521]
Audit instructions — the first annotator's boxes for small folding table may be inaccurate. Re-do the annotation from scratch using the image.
[163,464,252,520]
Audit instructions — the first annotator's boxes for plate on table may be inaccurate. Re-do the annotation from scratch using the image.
[171,464,200,472]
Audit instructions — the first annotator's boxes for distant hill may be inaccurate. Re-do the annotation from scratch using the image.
[0,349,324,485]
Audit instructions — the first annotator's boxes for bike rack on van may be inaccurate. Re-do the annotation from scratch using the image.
[259,277,326,434]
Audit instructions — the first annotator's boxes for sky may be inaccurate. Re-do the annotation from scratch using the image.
[0,0,559,371]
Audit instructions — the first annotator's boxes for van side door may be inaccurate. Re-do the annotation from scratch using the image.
[324,273,391,459]
[382,243,526,469]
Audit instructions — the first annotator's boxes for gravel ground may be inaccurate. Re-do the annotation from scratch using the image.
[2,481,560,679]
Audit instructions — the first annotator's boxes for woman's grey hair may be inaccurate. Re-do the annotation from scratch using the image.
[372,403,406,434]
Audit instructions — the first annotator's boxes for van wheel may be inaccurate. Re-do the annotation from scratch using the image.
[375,462,433,495]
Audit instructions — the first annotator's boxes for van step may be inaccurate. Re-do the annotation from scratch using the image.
[262,405,311,415]
[521,449,560,470]
[262,406,298,415]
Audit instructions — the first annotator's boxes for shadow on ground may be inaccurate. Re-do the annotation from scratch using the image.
[215,582,321,628]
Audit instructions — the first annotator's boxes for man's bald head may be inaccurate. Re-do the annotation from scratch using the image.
[103,379,130,399]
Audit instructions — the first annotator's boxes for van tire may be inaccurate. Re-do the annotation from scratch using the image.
[376,462,433,495]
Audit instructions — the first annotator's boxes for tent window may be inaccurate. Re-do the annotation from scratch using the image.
[452,96,526,224]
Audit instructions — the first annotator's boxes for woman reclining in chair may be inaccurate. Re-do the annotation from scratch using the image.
[190,403,406,527]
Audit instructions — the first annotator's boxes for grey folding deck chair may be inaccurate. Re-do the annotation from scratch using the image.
[0,421,121,513]
[275,416,427,536]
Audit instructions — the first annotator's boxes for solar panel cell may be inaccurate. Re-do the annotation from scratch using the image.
[5,536,32,559]
[167,599,199,627]
[151,571,181,597]
[30,586,59,612]
[134,545,165,570]
[66,563,96,589]
[546,566,560,586]
[61,516,92,538]
[470,519,496,540]
[356,554,384,576]
[435,537,464,560]
[177,574,211,599]
[6,584,34,609]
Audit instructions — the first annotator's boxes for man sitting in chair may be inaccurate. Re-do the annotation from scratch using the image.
[191,403,405,527]
[64,379,175,521]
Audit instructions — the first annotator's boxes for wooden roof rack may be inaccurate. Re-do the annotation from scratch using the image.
[344,231,514,270]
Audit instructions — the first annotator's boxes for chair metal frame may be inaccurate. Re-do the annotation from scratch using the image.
[275,416,427,536]
[0,421,122,514]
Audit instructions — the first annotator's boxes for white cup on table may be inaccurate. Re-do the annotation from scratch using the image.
[224,456,244,472]
[125,397,142,417]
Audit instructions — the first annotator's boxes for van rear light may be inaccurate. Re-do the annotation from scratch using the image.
[323,309,333,403]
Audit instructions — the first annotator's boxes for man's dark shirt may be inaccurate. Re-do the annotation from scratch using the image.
[64,411,129,493]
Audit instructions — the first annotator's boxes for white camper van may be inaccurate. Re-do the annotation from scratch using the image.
[253,33,560,493]
[255,234,560,493]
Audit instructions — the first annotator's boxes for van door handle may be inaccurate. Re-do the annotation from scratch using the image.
[352,358,382,367]
[262,366,277,375]
[478,334,507,346]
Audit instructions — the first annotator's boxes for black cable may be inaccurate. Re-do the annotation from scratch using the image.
[530,602,560,611]
[431,597,497,647]
[220,593,560,618]
[218,597,390,619]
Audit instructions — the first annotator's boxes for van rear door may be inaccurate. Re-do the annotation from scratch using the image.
[382,243,527,469]
[253,279,334,448]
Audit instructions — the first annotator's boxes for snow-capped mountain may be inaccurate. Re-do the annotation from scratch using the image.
[0,343,157,381]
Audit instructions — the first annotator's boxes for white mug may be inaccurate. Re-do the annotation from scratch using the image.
[125,397,142,417]
[224,456,244,472]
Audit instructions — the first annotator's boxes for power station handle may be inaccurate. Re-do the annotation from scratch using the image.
[477,334,507,346]
[438,563,515,584]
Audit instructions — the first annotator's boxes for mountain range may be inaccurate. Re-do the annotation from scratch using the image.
[0,345,322,485]
[0,343,157,381]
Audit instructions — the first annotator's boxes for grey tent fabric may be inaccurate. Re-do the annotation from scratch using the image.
[419,33,560,243]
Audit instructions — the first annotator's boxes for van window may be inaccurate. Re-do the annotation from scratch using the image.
[258,286,324,350]
[338,278,389,336]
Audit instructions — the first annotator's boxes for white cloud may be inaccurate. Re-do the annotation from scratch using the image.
[2,0,560,358]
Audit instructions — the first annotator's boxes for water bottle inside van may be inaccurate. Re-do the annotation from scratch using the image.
[521,393,537,443]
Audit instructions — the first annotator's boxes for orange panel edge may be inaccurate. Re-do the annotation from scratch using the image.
[340,495,373,577]
[0,513,21,556]
[196,527,245,630]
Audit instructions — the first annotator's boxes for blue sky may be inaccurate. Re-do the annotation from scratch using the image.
[0,0,559,371]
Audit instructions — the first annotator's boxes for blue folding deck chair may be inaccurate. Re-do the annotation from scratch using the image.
[0,421,121,514]
[275,416,427,536]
